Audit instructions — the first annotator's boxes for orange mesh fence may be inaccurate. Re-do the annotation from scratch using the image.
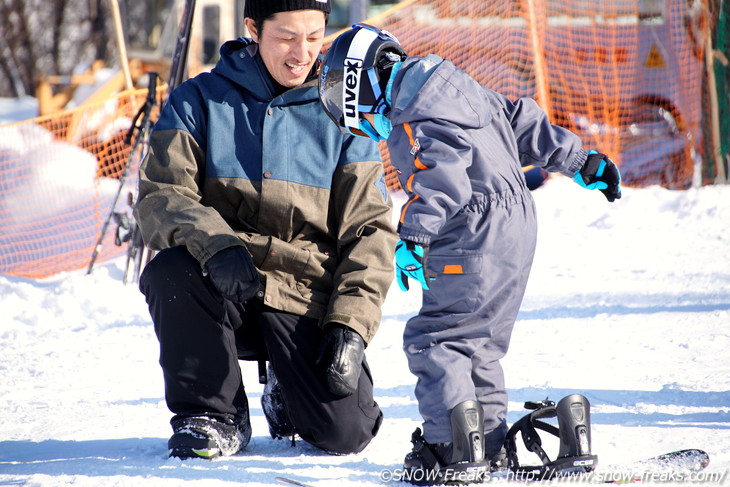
[344,0,710,191]
[0,88,162,278]
[1,0,712,279]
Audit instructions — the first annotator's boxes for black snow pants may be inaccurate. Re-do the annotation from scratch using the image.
[139,246,382,455]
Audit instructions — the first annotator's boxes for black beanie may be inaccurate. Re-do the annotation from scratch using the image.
[244,0,331,19]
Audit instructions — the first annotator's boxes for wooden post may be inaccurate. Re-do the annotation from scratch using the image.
[525,0,552,120]
[705,12,725,183]
[109,0,134,90]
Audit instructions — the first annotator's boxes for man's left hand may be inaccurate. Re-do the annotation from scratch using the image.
[317,323,365,397]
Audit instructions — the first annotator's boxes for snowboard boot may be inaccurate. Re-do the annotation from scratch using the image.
[261,364,296,440]
[403,400,490,485]
[489,449,509,473]
[168,405,252,460]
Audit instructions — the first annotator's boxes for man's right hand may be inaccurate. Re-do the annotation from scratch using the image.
[317,323,365,398]
[204,246,260,302]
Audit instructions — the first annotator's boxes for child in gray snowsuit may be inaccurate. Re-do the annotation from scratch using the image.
[319,24,621,484]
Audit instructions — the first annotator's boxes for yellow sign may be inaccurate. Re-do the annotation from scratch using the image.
[644,44,666,68]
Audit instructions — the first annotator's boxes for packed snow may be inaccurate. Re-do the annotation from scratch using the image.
[1,178,729,486]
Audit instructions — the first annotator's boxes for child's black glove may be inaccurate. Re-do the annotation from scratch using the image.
[574,151,622,202]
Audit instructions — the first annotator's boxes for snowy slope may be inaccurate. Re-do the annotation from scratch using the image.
[1,178,729,486]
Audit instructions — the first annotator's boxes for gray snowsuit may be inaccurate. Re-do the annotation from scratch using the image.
[386,55,588,456]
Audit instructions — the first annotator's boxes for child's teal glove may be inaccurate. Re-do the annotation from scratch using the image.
[573,151,622,202]
[395,240,430,292]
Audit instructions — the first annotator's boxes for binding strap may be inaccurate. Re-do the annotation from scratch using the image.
[504,400,597,480]
[505,401,558,470]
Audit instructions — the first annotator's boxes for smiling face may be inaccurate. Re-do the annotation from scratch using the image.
[245,10,326,88]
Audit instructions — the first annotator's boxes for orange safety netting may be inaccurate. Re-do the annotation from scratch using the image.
[1,0,711,279]
[348,0,710,191]
[0,88,158,278]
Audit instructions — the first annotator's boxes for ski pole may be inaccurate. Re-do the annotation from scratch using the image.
[86,71,159,275]
[121,0,198,283]
[120,0,198,283]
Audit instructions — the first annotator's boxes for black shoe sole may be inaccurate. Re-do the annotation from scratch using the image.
[168,431,221,460]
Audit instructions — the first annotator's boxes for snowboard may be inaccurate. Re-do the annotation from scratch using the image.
[274,449,710,485]
[597,448,710,484]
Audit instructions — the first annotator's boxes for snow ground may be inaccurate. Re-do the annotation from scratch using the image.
[1,178,729,486]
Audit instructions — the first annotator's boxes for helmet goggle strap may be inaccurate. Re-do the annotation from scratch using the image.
[341,23,399,136]
[367,68,390,115]
[342,72,386,137]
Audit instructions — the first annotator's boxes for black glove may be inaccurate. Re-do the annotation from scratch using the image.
[204,246,260,302]
[574,151,622,202]
[317,323,365,398]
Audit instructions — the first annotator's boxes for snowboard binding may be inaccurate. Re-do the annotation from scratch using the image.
[504,394,598,480]
[403,400,490,485]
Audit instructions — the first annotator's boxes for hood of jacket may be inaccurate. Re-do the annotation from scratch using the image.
[212,37,321,101]
[388,54,493,130]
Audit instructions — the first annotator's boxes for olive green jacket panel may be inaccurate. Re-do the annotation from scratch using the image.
[136,129,397,343]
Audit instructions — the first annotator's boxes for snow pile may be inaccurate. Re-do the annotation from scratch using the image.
[0,116,127,276]
[0,178,729,486]
[0,123,100,226]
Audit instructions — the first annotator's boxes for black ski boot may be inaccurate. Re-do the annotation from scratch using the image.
[403,400,490,485]
[489,449,509,473]
[168,405,252,460]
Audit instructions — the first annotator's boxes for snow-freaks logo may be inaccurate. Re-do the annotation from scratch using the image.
[379,467,487,484]
[342,57,363,130]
